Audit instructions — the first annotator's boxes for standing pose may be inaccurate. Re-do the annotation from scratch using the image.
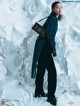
[31,1,62,105]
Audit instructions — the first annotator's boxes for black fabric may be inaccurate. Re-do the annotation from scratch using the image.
[35,40,57,98]
[31,16,58,79]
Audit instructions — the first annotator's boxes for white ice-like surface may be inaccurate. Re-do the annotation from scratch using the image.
[0,0,80,106]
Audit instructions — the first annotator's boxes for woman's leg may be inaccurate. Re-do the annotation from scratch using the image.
[35,64,45,93]
[45,52,57,105]
[35,43,47,97]
[46,57,57,98]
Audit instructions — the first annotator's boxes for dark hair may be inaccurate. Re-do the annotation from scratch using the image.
[49,1,62,21]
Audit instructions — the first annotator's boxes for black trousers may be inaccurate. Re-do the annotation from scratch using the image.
[35,40,57,98]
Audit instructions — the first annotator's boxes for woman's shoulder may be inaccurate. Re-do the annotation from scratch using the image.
[47,16,57,25]
[49,16,57,21]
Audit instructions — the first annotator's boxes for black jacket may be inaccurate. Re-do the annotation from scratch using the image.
[31,15,58,78]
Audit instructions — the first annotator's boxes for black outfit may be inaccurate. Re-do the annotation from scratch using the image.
[31,15,58,105]
[35,39,57,99]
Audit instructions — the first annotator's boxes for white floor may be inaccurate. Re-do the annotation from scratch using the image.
[15,85,80,106]
[27,86,80,106]
[0,80,80,106]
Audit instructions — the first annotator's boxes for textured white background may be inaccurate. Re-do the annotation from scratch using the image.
[0,0,80,106]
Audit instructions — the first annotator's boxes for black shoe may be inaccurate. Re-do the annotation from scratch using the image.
[47,96,57,105]
[34,91,47,97]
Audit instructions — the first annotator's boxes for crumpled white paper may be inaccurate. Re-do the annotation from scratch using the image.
[0,0,80,106]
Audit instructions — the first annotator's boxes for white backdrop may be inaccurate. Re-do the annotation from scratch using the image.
[0,0,80,106]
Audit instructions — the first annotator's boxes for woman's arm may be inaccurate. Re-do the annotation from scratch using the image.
[47,17,57,56]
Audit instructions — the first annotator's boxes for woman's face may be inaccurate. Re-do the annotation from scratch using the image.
[53,3,62,15]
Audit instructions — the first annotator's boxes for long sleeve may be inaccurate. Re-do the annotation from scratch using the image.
[46,17,58,55]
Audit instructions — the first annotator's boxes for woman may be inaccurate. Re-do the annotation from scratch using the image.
[31,1,62,105]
